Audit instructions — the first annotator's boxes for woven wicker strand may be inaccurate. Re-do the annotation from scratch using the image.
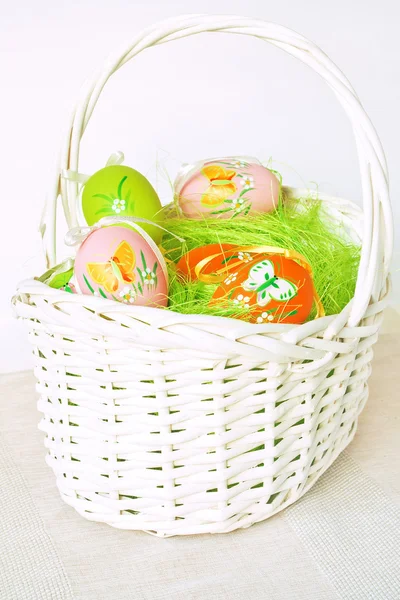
[14,15,392,536]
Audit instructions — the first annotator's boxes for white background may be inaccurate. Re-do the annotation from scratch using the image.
[1,0,399,373]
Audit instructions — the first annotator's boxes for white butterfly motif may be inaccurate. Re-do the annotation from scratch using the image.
[242,260,298,307]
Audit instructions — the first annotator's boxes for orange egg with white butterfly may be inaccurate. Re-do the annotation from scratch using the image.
[212,252,317,324]
[74,225,168,306]
[178,244,323,324]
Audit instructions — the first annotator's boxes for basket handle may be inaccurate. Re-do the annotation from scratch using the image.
[41,14,392,326]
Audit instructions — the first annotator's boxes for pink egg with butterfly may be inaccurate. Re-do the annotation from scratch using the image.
[74,225,168,307]
[174,157,280,219]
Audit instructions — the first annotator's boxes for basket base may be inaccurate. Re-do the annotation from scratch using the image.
[55,417,359,537]
[15,252,386,538]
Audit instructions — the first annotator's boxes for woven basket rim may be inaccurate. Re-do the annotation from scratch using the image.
[14,187,365,332]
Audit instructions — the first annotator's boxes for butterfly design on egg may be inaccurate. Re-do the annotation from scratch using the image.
[200,165,237,207]
[87,241,136,293]
[242,259,298,307]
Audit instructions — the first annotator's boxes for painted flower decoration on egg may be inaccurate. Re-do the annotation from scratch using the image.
[74,225,168,307]
[176,157,280,219]
[80,165,163,243]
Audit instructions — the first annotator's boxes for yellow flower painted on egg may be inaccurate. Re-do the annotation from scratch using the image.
[201,165,237,207]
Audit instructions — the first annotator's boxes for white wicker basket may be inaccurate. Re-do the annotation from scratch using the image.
[13,15,392,537]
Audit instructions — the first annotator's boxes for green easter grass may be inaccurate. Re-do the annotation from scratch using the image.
[161,193,361,321]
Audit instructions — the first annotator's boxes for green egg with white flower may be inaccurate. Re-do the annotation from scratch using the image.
[81,165,163,243]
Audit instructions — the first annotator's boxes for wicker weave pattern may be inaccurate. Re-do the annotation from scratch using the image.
[14,15,392,536]
[14,247,389,536]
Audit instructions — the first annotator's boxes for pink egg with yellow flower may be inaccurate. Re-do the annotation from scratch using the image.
[175,158,280,219]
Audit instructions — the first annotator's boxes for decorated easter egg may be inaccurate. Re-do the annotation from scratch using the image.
[81,165,163,243]
[74,225,168,307]
[212,253,315,324]
[175,157,280,219]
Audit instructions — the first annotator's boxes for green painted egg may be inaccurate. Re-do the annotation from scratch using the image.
[81,165,163,243]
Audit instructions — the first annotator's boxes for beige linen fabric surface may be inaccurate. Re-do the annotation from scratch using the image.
[1,310,399,600]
